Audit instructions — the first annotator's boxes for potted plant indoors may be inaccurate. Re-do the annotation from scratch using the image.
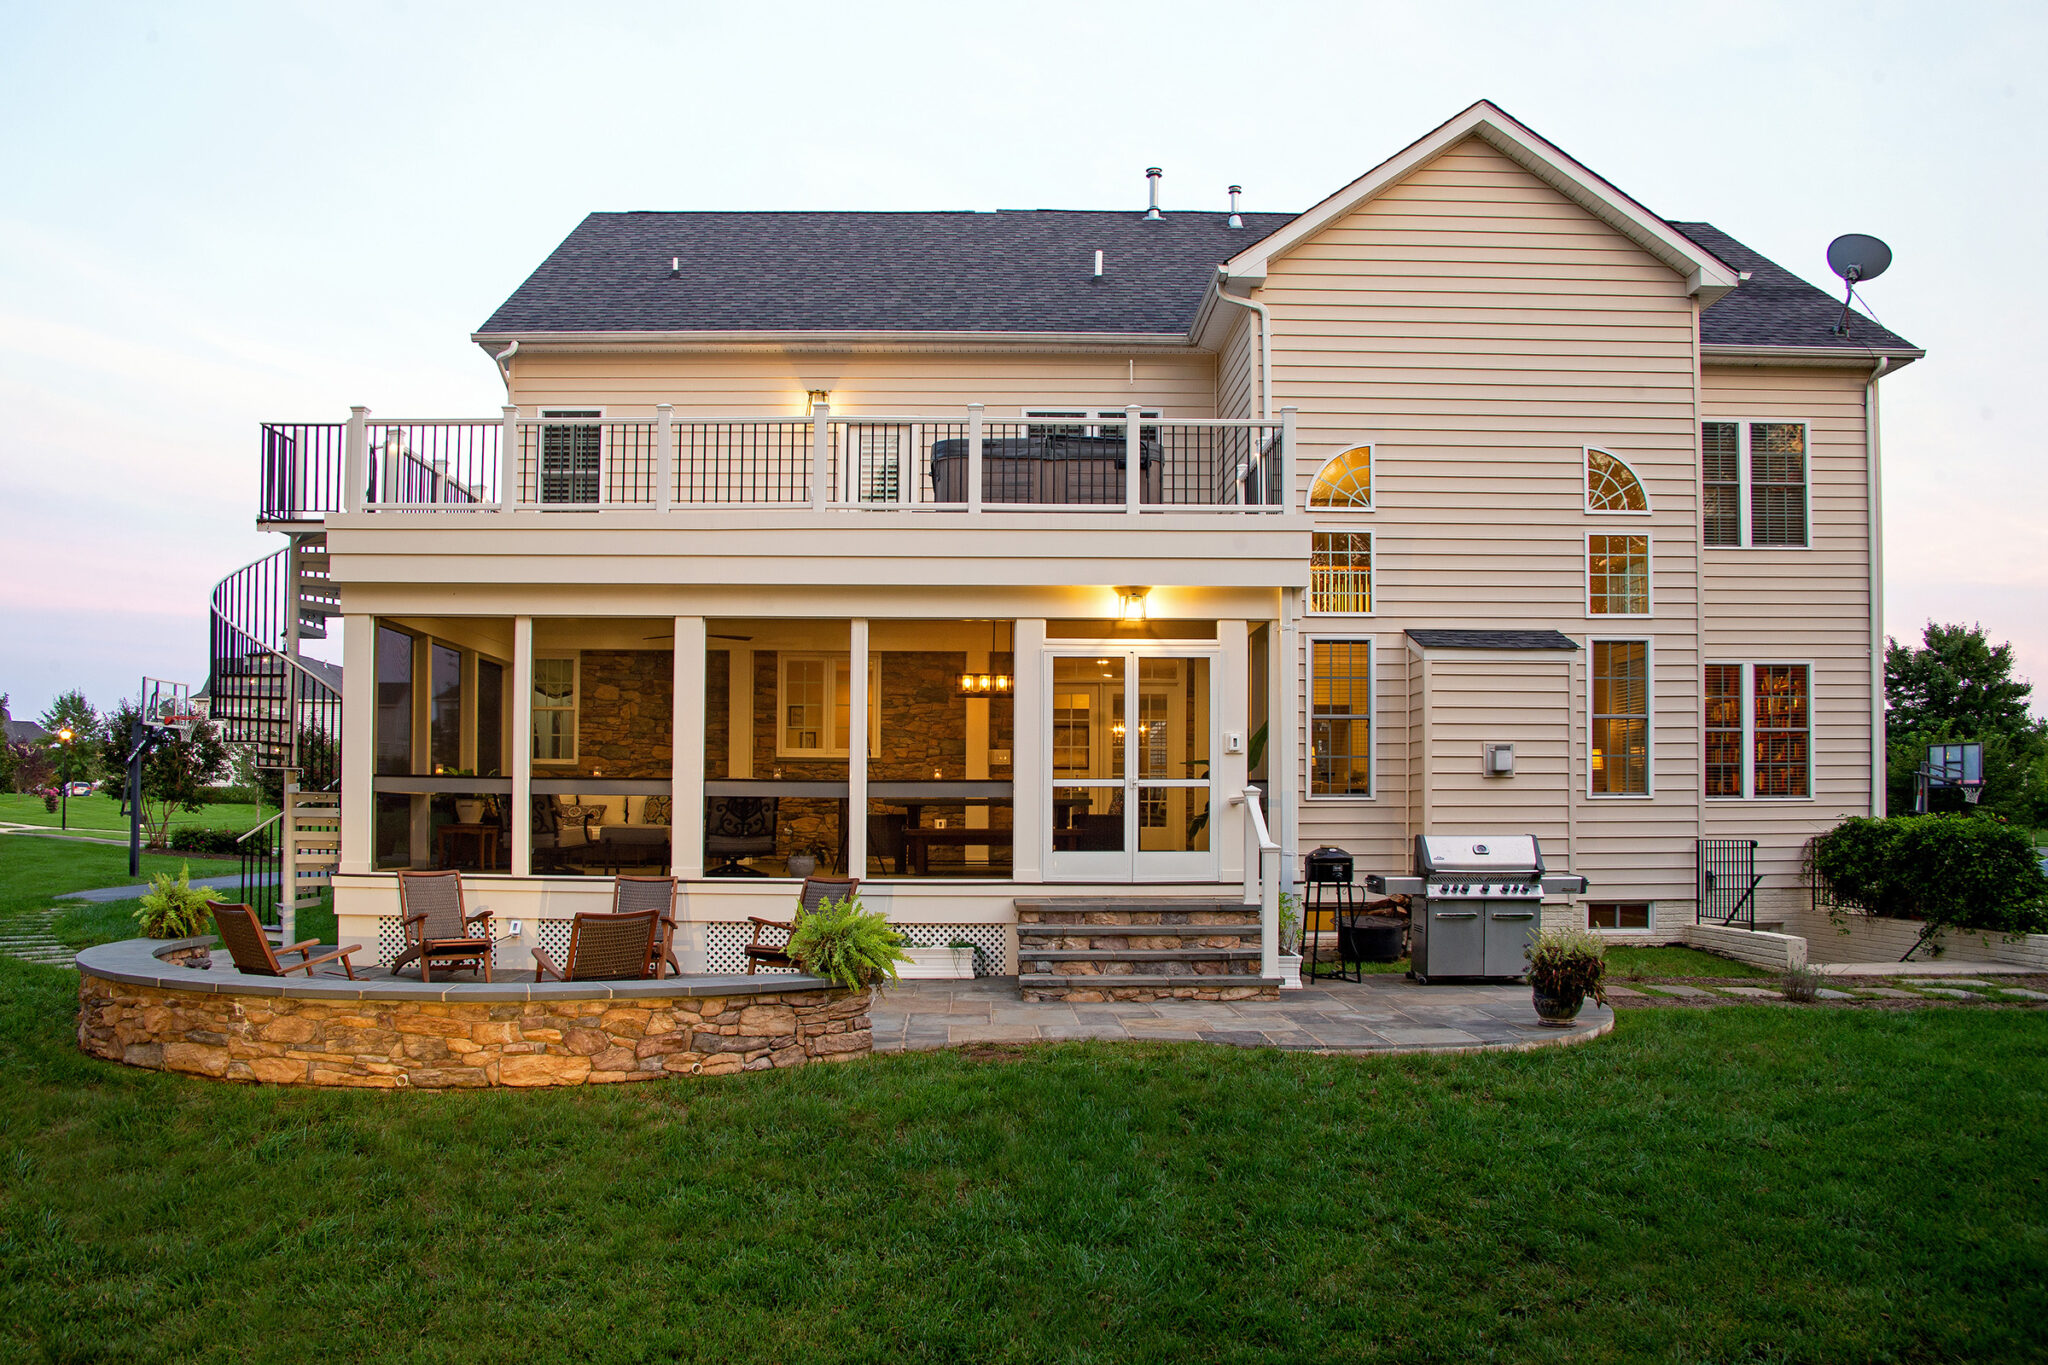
[785,844,820,880]
[1524,927,1608,1027]
[1276,891,1304,989]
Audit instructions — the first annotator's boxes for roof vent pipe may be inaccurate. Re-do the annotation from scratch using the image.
[1227,185,1243,229]
[1144,167,1163,221]
[669,257,680,278]
[1094,249,1104,279]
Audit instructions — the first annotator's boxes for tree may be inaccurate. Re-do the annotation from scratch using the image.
[8,742,54,794]
[1885,623,2048,821]
[38,689,104,794]
[101,701,232,847]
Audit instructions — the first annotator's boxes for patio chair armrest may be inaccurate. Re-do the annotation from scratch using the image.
[532,946,564,981]
[277,939,324,960]
[401,912,429,927]
[294,945,363,979]
[465,910,494,929]
[745,916,792,930]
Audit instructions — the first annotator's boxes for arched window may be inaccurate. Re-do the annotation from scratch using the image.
[1308,446,1373,509]
[1586,448,1647,513]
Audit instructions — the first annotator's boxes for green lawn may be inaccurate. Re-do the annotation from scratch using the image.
[0,791,270,837]
[1,959,2043,1362]
[1606,944,1772,979]
[0,835,335,950]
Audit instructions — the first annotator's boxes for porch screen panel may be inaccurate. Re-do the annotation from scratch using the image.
[1701,422,1740,547]
[1135,657,1209,854]
[1752,664,1810,797]
[867,621,1016,880]
[1052,655,1124,854]
[1591,641,1649,795]
[1310,639,1371,796]
[476,659,504,778]
[1704,663,1743,797]
[430,644,462,775]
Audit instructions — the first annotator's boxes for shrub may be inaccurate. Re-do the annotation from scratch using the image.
[1810,814,2048,958]
[786,895,909,991]
[134,864,215,939]
[1781,963,1824,1003]
[1525,927,1608,1006]
[167,825,267,857]
[41,789,58,813]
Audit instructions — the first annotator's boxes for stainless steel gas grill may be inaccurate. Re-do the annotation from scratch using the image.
[1366,835,1587,983]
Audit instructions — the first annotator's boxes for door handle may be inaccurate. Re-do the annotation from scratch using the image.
[1490,911,1536,921]
[1436,911,1480,920]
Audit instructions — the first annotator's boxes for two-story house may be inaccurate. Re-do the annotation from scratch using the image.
[212,101,1920,996]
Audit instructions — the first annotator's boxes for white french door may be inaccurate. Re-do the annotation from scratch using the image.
[1044,648,1217,882]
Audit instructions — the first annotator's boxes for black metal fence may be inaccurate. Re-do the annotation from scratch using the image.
[260,423,346,519]
[1696,838,1759,927]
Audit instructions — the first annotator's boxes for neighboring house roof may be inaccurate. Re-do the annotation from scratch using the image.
[476,210,1296,339]
[1675,221,1921,358]
[5,719,50,745]
[1407,630,1581,651]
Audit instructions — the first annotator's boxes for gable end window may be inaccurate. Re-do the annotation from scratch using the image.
[1701,421,1809,548]
[1587,534,1650,615]
[1308,447,1373,509]
[1585,448,1648,513]
[1590,640,1650,796]
[1707,662,1811,799]
[1310,532,1372,614]
[1309,639,1372,797]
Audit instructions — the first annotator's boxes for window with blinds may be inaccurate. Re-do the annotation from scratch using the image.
[1310,532,1372,613]
[1704,662,1811,798]
[1700,420,1808,547]
[1309,639,1372,796]
[1588,534,1649,615]
[1704,664,1743,796]
[1590,640,1650,796]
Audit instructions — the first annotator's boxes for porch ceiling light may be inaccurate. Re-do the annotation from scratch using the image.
[1115,586,1151,622]
[956,671,1014,697]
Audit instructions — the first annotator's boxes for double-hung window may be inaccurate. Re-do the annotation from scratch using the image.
[1701,421,1809,547]
[538,409,602,505]
[532,656,578,763]
[1309,639,1372,796]
[1705,663,1811,798]
[1590,640,1650,796]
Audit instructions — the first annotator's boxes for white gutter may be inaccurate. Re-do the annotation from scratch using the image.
[1211,268,1271,420]
[492,340,519,397]
[1865,355,1892,816]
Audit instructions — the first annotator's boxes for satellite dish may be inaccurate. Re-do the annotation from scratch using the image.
[1827,233,1892,284]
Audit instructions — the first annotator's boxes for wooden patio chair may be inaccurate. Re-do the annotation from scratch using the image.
[207,900,362,980]
[393,870,494,983]
[743,874,859,975]
[613,875,682,978]
[532,909,660,983]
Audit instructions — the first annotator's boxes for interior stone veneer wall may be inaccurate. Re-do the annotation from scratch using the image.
[77,974,872,1088]
[575,649,673,780]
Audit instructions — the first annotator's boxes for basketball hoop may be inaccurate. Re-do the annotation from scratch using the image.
[140,677,195,738]
[1917,741,1986,813]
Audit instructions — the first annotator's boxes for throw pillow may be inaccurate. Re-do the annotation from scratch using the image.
[643,796,671,825]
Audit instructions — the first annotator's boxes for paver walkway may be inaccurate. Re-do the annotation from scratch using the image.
[870,977,1612,1055]
[57,873,271,904]
[0,912,75,967]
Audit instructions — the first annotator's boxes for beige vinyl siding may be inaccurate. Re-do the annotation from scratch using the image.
[1701,366,1876,916]
[509,350,1216,420]
[1293,630,1409,879]
[1217,313,1255,421]
[1262,135,1705,913]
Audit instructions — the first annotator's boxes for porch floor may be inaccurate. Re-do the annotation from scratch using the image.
[871,976,1613,1055]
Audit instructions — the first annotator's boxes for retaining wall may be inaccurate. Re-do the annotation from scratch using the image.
[1679,924,1806,971]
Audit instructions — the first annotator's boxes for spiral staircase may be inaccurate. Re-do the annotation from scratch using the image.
[208,534,342,930]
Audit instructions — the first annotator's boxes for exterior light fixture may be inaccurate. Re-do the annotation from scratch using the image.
[955,671,1014,697]
[806,389,831,414]
[1115,586,1151,622]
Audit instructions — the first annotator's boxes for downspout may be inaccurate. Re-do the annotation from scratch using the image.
[1865,355,1892,816]
[492,340,520,398]
[1213,269,1271,419]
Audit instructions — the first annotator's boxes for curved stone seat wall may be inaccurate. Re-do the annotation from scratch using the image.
[74,938,871,1089]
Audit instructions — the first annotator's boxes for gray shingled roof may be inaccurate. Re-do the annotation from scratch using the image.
[477,209,1918,356]
[477,211,1295,337]
[1675,222,1920,355]
[1407,629,1580,651]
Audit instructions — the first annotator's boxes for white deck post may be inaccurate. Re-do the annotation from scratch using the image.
[810,403,832,509]
[499,405,518,511]
[966,403,984,513]
[672,617,705,880]
[848,618,869,877]
[338,615,375,874]
[510,616,533,877]
[1278,406,1297,511]
[1125,404,1142,514]
[655,403,674,513]
[343,407,368,514]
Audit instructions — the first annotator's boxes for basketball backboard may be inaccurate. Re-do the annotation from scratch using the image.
[140,677,196,737]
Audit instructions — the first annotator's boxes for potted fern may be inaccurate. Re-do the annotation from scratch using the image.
[1524,927,1608,1027]
[786,894,911,992]
[134,863,217,968]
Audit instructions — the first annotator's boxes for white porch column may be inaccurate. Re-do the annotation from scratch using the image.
[338,615,376,874]
[848,618,868,876]
[1273,589,1300,893]
[1010,618,1047,882]
[672,616,705,879]
[1217,620,1249,886]
[510,616,534,877]
[498,405,518,512]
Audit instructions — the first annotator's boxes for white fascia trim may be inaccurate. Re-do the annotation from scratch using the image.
[1702,344,1925,370]
[1218,99,1741,304]
[471,330,1198,354]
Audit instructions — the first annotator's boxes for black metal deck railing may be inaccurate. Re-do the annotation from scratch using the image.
[1696,838,1760,928]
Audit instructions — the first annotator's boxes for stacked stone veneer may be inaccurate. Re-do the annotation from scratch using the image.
[77,964,871,1089]
[1017,898,1278,1003]
[575,649,674,780]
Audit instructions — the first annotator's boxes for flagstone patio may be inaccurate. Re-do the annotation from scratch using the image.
[870,976,1613,1054]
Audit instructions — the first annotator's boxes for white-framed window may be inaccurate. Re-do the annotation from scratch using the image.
[531,655,578,764]
[1705,662,1812,799]
[1309,638,1372,798]
[1588,901,1653,930]
[538,408,603,505]
[1587,533,1651,616]
[1589,639,1651,797]
[776,654,881,758]
[1308,446,1374,510]
[1584,447,1648,514]
[1310,531,1373,614]
[1701,421,1809,548]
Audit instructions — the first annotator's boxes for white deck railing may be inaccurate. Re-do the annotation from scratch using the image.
[1235,787,1283,979]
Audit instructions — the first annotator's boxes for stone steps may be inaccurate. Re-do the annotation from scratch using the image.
[1012,897,1277,1002]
